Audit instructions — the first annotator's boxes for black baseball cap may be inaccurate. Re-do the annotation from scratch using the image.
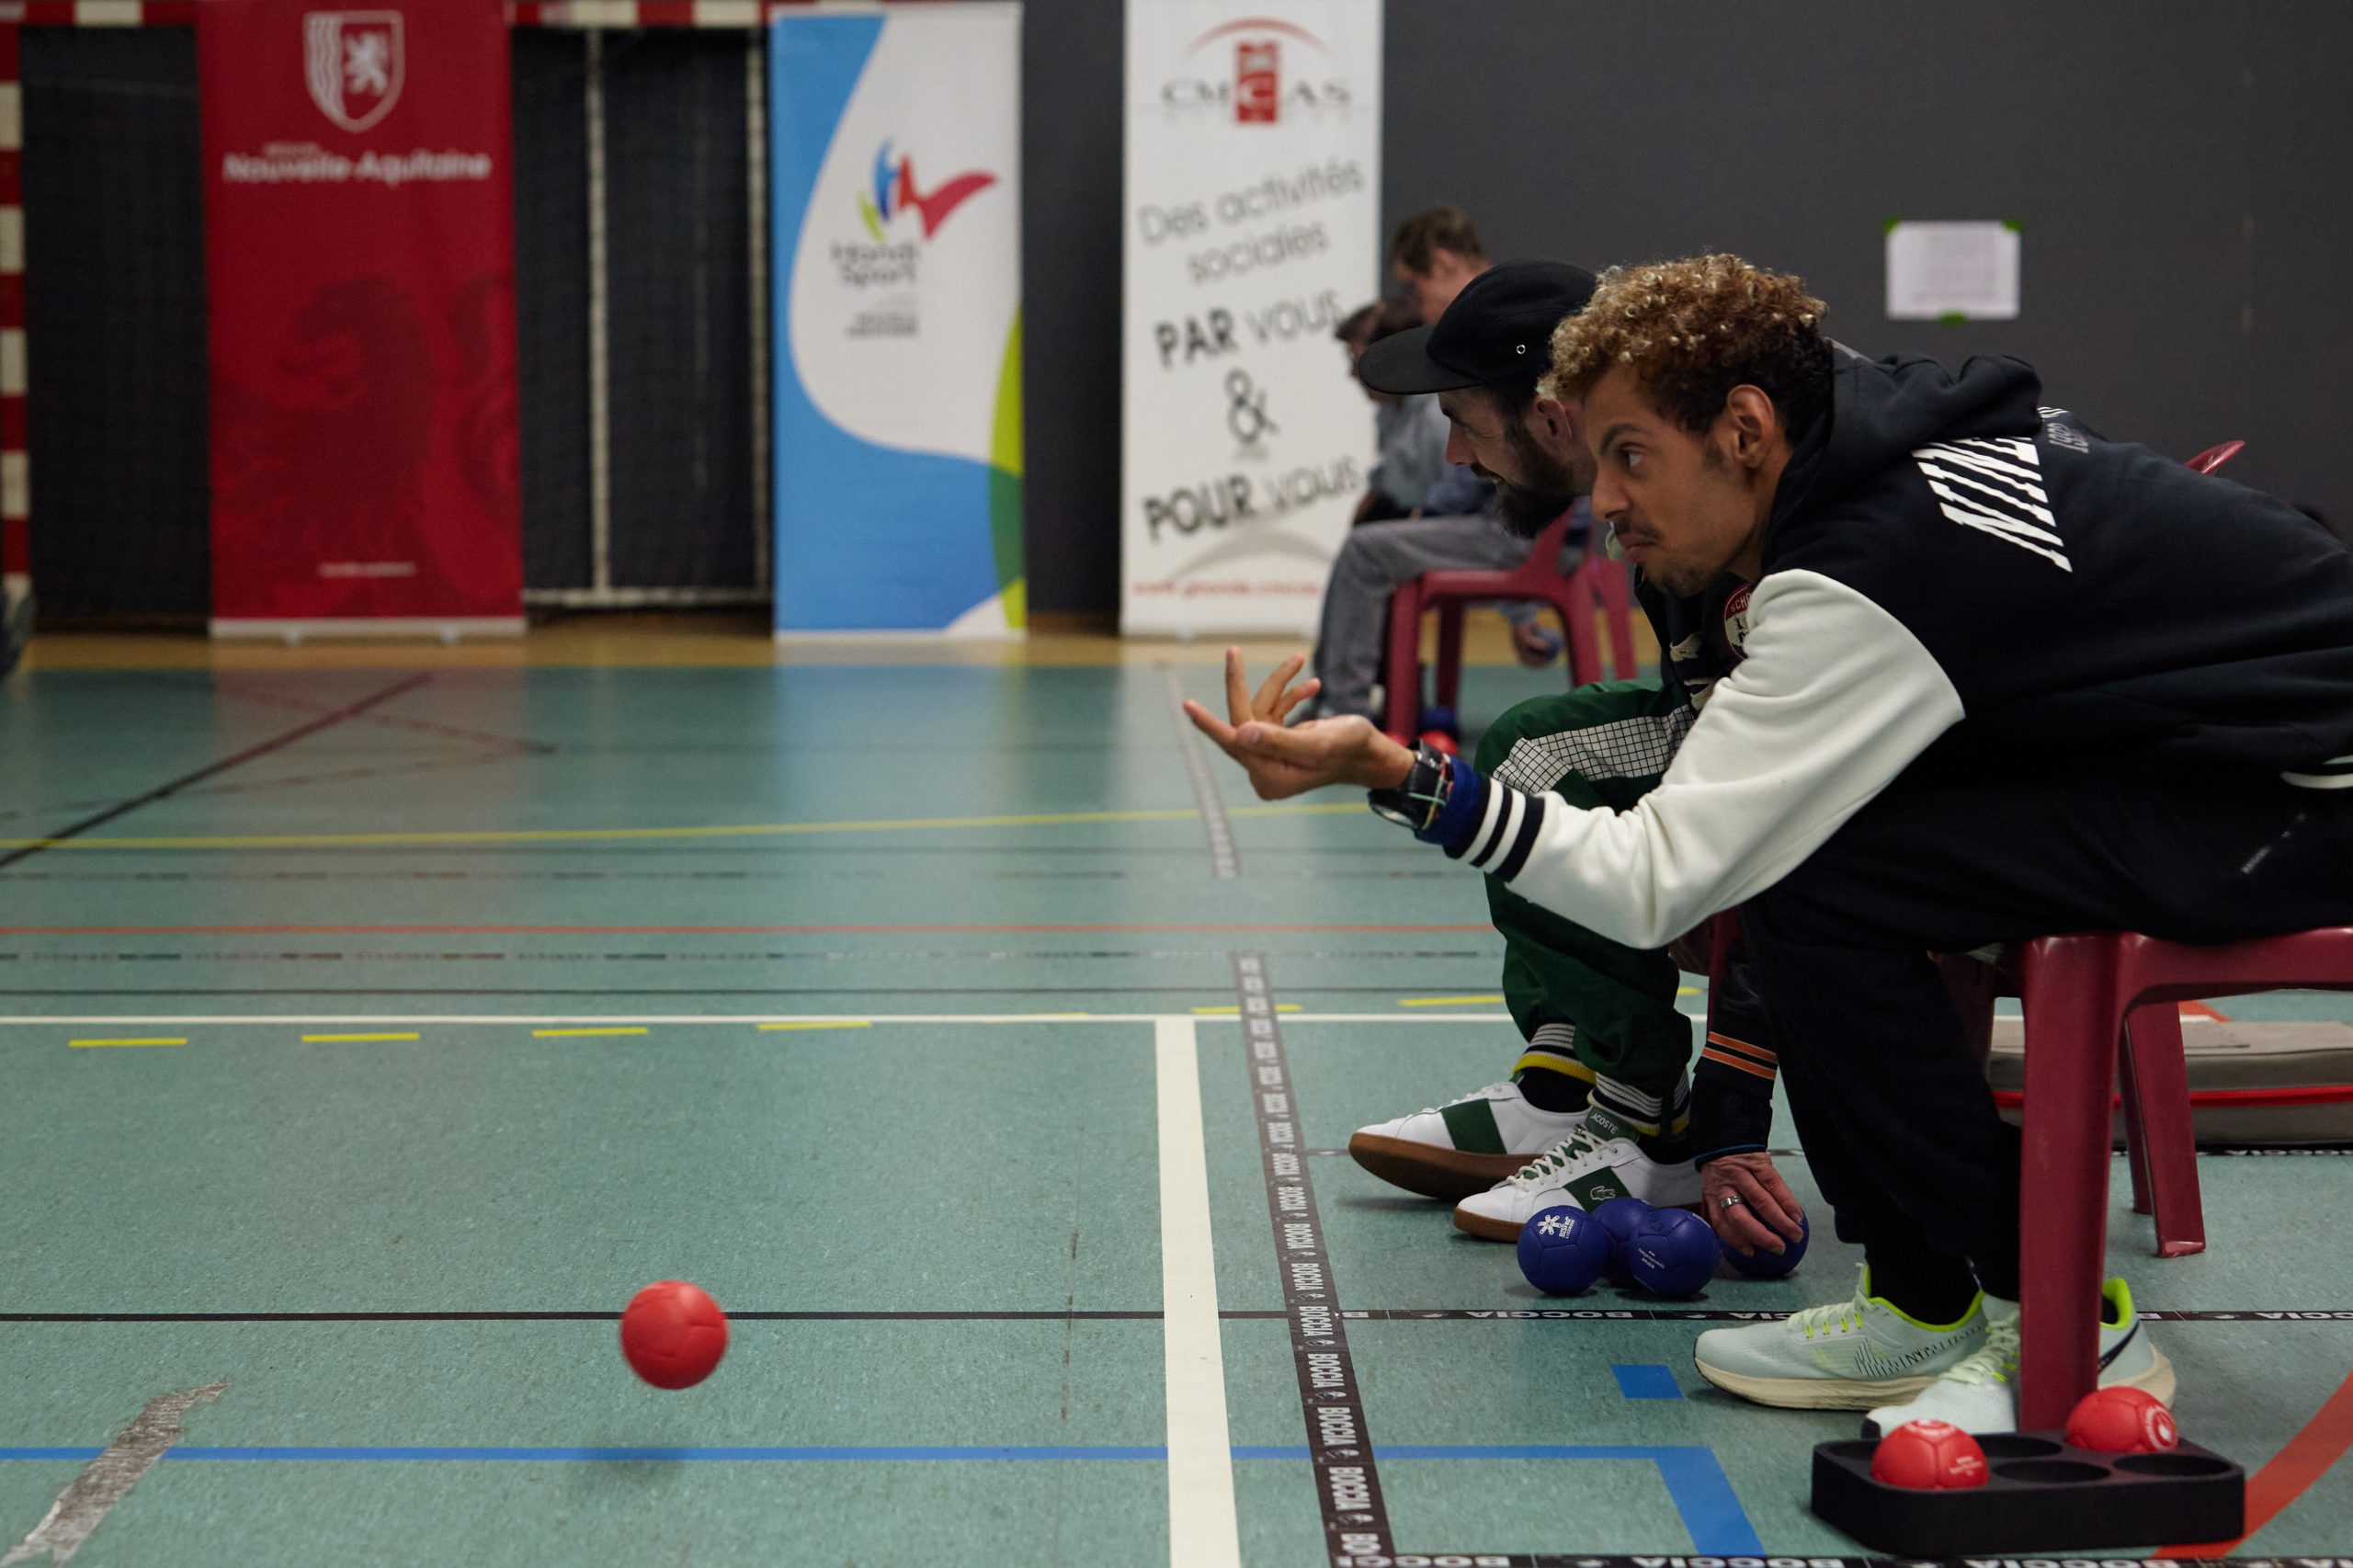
[1358,259,1598,396]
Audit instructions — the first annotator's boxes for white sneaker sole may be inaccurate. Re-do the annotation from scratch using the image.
[1693,1359,1944,1412]
[2109,1344,2177,1408]
[1347,1132,1533,1201]
[1858,1345,2181,1438]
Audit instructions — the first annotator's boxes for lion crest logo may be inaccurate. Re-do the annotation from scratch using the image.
[305,11,404,133]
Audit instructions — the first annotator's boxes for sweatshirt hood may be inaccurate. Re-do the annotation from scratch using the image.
[1770,352,2047,532]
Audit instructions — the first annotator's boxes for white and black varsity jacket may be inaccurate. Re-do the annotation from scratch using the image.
[1412,351,2353,949]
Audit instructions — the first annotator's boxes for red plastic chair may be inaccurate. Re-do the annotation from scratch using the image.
[1937,952,2203,1257]
[1380,511,1640,742]
[1700,915,2203,1258]
[2184,440,2245,474]
[2012,928,2353,1427]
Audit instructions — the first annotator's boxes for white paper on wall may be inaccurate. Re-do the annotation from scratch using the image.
[1886,221,2021,322]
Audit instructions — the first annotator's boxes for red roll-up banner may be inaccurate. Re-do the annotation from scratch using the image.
[198,0,523,635]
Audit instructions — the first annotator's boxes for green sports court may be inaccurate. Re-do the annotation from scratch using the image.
[4,651,2352,1563]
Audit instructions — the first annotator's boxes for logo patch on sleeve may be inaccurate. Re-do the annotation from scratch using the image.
[1912,437,2072,571]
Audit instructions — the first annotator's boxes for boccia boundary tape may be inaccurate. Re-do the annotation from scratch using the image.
[1165,667,1240,879]
[1234,950,1396,1564]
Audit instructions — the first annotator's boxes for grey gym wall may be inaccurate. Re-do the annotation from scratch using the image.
[513,30,595,592]
[1381,0,2353,541]
[1018,0,1126,619]
[1019,0,2353,618]
[21,28,210,620]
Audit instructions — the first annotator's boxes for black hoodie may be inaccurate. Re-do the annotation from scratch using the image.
[1431,352,2353,950]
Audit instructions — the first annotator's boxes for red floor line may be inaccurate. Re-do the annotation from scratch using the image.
[0,923,1495,936]
[2161,1367,2353,1556]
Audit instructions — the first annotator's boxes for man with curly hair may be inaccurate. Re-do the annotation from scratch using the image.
[1187,253,2353,1434]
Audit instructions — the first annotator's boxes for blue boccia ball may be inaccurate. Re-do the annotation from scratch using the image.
[1588,1196,1654,1288]
[1720,1210,1810,1278]
[1627,1208,1718,1298]
[1517,1205,1616,1296]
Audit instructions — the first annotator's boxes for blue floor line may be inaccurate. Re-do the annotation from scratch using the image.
[1648,1448,1766,1554]
[1611,1363,1686,1400]
[0,1441,1762,1550]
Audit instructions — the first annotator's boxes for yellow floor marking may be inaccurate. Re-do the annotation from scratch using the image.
[531,1027,649,1038]
[0,801,1360,852]
[1677,985,1702,996]
[301,1032,420,1042]
[756,1020,873,1032]
[1191,1004,1302,1016]
[1396,995,1506,1006]
[69,1038,186,1048]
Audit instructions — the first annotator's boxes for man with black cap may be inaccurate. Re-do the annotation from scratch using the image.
[1308,253,1583,730]
[1273,260,1805,1259]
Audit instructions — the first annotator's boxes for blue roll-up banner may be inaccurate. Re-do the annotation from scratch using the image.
[769,5,1023,635]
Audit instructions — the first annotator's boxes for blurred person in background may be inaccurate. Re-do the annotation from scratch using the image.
[1344,295,1454,524]
[1392,203,1488,326]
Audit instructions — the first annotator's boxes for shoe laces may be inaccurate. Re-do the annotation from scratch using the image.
[1938,1312,2020,1388]
[1785,1270,1875,1340]
[1414,1081,1515,1117]
[1506,1121,1613,1186]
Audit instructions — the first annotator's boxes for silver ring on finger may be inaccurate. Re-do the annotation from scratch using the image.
[1718,1194,1745,1211]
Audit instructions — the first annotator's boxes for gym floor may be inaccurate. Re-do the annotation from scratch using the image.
[3,627,2350,1565]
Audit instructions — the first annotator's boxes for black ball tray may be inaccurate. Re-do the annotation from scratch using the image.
[1811,1430,2243,1554]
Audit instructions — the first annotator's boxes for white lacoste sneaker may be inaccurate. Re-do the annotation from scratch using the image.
[1692,1265,1990,1410]
[1862,1278,2178,1436]
[1348,1079,1590,1200]
[1449,1106,1701,1241]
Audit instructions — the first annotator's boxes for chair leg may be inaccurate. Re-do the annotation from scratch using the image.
[1705,909,1740,990]
[2016,935,2125,1430]
[1560,583,1602,687]
[1434,602,1464,712]
[2123,1002,2206,1258]
[1934,953,2000,1074]
[1597,561,1639,678]
[2117,1040,2153,1217]
[1382,582,1423,743]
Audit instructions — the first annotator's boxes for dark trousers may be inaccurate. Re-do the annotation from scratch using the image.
[1744,769,2353,1302]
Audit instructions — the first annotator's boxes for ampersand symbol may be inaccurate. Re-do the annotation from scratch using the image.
[1225,369,1279,445]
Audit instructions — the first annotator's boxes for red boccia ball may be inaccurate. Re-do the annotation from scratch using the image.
[2064,1386,2179,1453]
[620,1279,729,1390]
[1870,1419,1990,1490]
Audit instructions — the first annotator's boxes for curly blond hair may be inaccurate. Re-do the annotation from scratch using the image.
[1542,255,1833,438]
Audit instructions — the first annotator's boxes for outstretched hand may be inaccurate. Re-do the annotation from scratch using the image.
[1179,649,1416,801]
[1700,1151,1807,1257]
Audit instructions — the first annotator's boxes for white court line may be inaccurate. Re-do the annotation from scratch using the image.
[1154,1017,1240,1568]
[2,1381,226,1567]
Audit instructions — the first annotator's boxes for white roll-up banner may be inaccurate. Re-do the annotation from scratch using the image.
[1120,1,1383,636]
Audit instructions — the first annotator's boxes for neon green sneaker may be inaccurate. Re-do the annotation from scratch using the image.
[1693,1265,1989,1410]
[1864,1278,2178,1436]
